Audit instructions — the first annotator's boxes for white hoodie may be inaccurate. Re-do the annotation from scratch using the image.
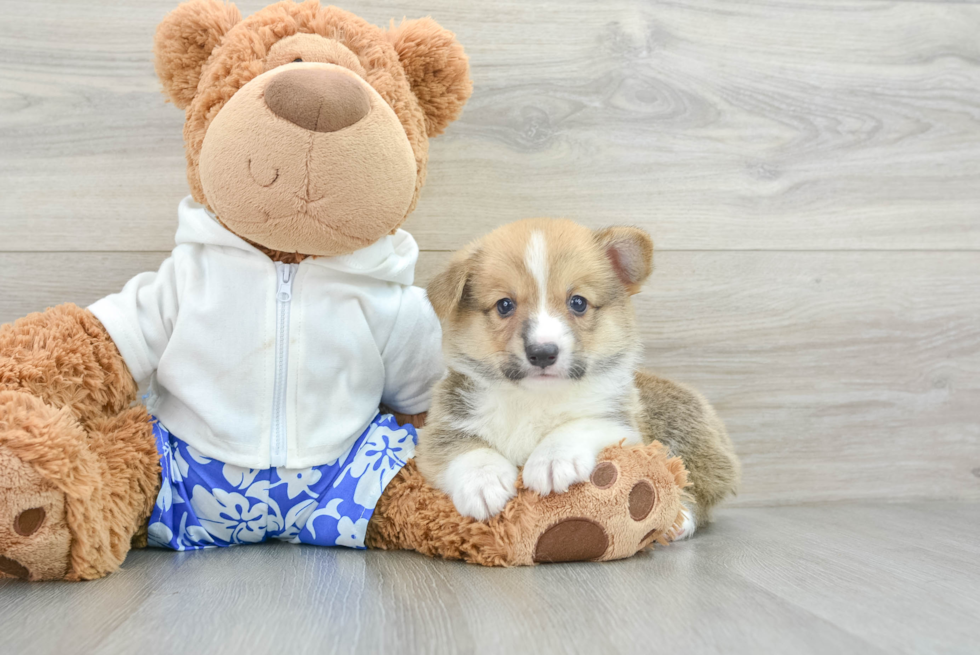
[90,196,443,469]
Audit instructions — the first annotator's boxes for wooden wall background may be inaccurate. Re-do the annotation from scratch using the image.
[1,0,978,506]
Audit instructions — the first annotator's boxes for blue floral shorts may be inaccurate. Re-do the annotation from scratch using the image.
[146,414,417,551]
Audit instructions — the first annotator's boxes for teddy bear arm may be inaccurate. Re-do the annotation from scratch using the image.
[0,303,138,426]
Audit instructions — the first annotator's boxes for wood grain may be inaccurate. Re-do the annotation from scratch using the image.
[3,250,978,505]
[1,0,979,251]
[0,502,977,655]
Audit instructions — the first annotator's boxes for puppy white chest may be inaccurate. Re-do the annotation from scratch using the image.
[456,379,630,466]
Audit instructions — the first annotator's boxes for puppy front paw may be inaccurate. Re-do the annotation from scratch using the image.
[443,449,519,521]
[522,440,596,496]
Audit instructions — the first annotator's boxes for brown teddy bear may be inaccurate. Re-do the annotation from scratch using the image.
[0,0,687,581]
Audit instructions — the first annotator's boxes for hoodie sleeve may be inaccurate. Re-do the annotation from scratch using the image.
[88,256,179,384]
[380,285,445,415]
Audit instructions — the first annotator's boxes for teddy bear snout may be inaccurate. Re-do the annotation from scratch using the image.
[264,67,370,133]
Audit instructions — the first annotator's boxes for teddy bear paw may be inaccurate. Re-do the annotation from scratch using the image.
[527,443,687,564]
[0,446,72,581]
[0,390,77,582]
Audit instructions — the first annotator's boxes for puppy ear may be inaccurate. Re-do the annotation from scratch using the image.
[154,0,242,109]
[388,17,472,137]
[594,227,654,294]
[426,249,476,320]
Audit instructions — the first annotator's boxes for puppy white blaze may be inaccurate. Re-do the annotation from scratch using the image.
[525,231,549,310]
[524,231,572,349]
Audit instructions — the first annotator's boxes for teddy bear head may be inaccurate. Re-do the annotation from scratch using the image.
[154,0,471,257]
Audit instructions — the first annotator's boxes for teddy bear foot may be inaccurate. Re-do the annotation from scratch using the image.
[0,391,85,581]
[0,389,161,582]
[0,445,72,581]
[366,441,688,566]
[519,441,688,564]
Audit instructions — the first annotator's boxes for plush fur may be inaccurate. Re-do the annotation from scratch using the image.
[387,17,472,138]
[417,219,740,529]
[154,0,242,110]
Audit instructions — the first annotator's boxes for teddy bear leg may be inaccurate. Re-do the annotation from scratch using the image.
[0,392,159,582]
[75,407,162,575]
[365,442,688,566]
[0,304,160,581]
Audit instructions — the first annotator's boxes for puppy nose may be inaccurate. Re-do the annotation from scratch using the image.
[264,68,370,133]
[526,343,559,368]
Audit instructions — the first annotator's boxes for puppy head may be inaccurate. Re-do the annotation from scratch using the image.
[427,219,653,385]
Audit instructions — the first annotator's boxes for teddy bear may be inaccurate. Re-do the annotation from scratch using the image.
[0,0,687,582]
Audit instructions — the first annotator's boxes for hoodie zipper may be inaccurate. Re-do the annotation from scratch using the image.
[270,262,297,467]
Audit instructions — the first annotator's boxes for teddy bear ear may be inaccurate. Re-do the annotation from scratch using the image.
[388,17,473,137]
[153,0,242,109]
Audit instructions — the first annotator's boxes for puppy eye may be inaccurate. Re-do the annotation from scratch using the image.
[568,295,588,315]
[293,57,304,63]
[496,298,516,317]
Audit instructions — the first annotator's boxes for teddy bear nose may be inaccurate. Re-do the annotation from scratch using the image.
[264,68,371,133]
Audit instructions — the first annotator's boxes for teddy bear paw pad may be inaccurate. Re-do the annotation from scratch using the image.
[628,480,656,520]
[533,518,609,563]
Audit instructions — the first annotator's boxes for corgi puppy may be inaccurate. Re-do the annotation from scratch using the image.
[415,219,740,538]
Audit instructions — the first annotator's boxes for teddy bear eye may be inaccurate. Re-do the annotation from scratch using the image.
[496,298,516,317]
[292,57,303,63]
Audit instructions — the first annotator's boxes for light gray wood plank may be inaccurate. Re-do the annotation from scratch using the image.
[2,0,979,251]
[1,502,978,655]
[711,503,980,654]
[635,250,980,506]
[2,250,978,506]
[0,252,170,322]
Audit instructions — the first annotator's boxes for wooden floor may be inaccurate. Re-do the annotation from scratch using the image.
[1,1,979,653]
[1,502,977,655]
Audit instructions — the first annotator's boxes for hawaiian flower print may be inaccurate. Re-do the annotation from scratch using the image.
[335,423,416,507]
[190,486,269,543]
[273,468,323,499]
[222,463,260,490]
[335,516,370,548]
[148,414,416,551]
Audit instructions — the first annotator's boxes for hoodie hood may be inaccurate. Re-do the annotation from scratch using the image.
[174,195,418,286]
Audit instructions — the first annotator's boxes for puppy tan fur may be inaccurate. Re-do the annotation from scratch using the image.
[416,219,740,535]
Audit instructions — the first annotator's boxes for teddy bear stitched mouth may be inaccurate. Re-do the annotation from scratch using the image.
[245,155,333,206]
[247,157,279,187]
